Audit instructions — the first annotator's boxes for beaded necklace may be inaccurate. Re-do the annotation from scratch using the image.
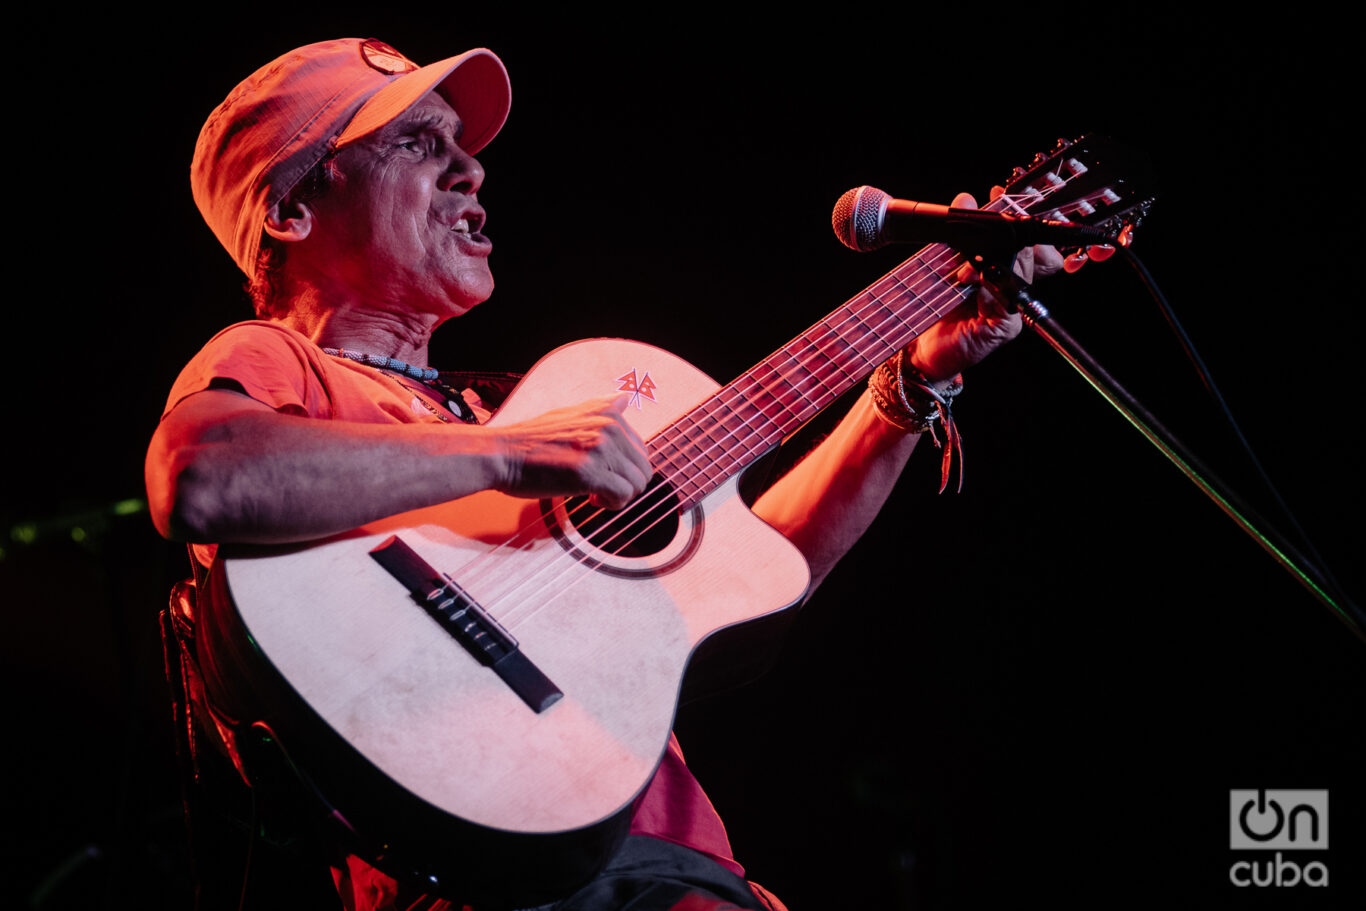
[323,347,479,423]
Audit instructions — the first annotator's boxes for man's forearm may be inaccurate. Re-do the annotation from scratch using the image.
[146,388,653,546]
[752,390,922,591]
[146,389,508,544]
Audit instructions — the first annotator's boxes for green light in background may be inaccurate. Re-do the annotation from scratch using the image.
[71,527,87,543]
[112,498,146,516]
[11,524,36,545]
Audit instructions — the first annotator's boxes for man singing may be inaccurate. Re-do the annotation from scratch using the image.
[148,36,1057,910]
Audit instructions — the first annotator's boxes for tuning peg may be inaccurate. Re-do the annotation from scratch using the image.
[1061,243,1118,273]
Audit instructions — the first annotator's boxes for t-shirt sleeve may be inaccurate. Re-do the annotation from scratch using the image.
[162,321,333,420]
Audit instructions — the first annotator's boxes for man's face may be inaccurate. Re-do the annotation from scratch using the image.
[300,91,493,320]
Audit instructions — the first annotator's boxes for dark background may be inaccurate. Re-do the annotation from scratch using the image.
[6,10,1362,909]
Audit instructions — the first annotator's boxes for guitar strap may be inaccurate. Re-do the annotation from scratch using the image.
[435,369,523,415]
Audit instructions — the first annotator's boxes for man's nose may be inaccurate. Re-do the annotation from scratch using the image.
[438,148,484,194]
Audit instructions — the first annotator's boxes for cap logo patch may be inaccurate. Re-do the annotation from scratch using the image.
[360,39,418,75]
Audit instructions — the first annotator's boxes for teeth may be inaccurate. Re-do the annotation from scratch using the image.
[451,218,470,233]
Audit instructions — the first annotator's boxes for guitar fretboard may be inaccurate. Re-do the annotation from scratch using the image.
[649,241,973,510]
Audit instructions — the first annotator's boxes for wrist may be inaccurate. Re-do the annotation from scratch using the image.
[867,350,961,434]
[903,348,962,391]
[867,350,965,493]
[484,427,521,494]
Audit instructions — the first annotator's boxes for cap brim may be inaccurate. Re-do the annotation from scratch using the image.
[336,48,510,154]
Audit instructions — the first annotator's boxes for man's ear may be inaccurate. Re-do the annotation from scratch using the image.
[263,194,315,243]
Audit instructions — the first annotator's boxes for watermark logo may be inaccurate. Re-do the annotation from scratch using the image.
[1230,789,1328,850]
[1228,789,1329,888]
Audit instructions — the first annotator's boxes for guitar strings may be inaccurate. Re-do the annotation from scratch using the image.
[479,241,977,625]
[502,255,983,620]
[518,257,967,585]
[492,250,965,628]
[433,188,1047,627]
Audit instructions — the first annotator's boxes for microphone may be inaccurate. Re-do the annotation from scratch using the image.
[832,186,1119,253]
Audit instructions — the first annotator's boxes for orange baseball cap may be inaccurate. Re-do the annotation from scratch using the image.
[192,38,511,275]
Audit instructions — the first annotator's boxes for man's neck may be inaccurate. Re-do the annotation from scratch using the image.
[277,291,443,366]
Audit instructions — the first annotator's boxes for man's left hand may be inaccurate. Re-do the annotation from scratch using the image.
[904,189,1065,384]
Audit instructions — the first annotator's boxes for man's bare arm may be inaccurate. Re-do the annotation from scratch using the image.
[146,388,651,544]
[753,390,922,590]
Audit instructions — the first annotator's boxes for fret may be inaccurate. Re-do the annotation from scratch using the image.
[711,404,772,458]
[752,351,818,421]
[741,355,810,423]
[799,315,870,383]
[675,473,715,508]
[674,396,766,455]
[669,434,743,478]
[910,248,958,280]
[648,438,688,475]
[654,410,757,487]
[830,300,902,367]
[799,310,875,378]
[675,441,730,479]
[687,407,738,453]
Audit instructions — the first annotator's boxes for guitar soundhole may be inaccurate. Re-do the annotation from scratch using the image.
[561,474,681,557]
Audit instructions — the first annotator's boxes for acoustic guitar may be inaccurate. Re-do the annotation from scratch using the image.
[199,136,1154,905]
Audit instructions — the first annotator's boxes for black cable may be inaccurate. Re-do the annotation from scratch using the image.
[1118,246,1348,598]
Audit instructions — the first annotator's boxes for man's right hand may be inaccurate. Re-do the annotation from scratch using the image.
[493,396,652,510]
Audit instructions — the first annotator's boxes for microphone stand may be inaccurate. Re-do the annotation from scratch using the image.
[978,261,1366,645]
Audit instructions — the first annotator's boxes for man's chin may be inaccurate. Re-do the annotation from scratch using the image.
[434,287,492,323]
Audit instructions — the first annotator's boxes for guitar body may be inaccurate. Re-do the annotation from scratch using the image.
[200,338,812,904]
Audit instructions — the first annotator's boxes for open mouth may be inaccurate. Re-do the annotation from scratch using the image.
[448,210,486,236]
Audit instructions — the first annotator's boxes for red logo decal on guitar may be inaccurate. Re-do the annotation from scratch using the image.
[616,369,657,409]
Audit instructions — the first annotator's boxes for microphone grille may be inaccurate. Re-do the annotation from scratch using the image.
[832,186,889,252]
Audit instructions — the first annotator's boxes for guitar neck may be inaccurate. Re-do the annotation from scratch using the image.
[642,130,1157,510]
[650,238,972,510]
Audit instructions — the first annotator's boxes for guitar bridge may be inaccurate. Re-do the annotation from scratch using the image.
[369,535,563,713]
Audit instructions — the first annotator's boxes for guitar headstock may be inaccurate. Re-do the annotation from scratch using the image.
[997,135,1157,271]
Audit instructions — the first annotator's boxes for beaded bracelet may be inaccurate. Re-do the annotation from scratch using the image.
[868,350,965,492]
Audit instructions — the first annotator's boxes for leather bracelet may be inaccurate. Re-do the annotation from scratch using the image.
[868,350,961,433]
[867,350,965,492]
